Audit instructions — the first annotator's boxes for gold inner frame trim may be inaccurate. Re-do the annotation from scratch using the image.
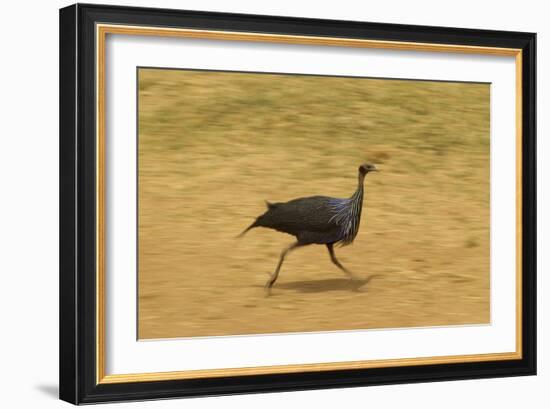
[96,23,523,385]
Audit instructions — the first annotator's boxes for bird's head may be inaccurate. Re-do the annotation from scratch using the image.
[359,163,379,175]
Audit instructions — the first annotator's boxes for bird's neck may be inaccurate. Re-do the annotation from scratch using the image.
[352,173,366,200]
[338,172,365,245]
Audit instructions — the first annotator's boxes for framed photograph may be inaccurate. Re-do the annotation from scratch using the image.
[59,3,536,404]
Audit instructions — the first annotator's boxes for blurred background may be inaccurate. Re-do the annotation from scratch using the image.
[138,68,490,339]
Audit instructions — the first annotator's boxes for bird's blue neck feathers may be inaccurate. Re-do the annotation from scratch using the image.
[327,172,366,246]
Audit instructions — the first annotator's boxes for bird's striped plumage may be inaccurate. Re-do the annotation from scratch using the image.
[327,184,364,246]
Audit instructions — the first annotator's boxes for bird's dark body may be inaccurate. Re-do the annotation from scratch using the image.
[239,163,377,293]
[252,195,361,245]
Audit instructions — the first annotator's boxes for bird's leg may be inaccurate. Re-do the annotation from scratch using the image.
[326,243,356,280]
[266,241,302,295]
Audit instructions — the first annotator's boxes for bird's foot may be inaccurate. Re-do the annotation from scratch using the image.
[264,274,275,297]
[264,282,274,297]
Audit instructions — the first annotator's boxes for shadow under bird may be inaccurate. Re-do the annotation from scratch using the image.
[239,163,379,294]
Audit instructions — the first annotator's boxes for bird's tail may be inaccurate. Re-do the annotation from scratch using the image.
[236,220,259,238]
[237,201,273,238]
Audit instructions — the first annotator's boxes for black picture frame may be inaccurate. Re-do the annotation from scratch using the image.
[60,3,536,405]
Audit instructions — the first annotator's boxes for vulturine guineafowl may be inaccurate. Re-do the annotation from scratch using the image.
[239,163,378,294]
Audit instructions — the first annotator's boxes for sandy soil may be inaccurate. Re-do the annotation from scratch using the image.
[137,69,490,339]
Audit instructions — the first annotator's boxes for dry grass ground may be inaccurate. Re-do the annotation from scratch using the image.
[137,68,490,339]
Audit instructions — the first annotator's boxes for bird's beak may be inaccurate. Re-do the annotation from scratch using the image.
[372,166,379,172]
